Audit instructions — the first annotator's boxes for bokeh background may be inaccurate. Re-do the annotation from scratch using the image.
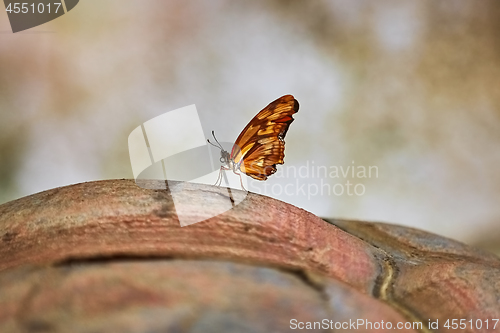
[1,0,499,255]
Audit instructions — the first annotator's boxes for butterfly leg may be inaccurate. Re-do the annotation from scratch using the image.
[214,166,230,187]
[214,167,222,186]
[233,171,247,192]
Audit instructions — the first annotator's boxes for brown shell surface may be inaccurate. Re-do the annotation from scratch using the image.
[0,180,498,333]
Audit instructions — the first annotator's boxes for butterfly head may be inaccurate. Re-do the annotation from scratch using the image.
[219,149,231,166]
[208,131,232,168]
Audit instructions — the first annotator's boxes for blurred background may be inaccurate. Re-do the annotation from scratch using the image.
[0,0,499,255]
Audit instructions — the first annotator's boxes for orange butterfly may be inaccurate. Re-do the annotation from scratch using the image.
[208,95,299,190]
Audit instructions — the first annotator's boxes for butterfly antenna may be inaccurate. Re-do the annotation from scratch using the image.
[211,131,224,150]
[207,138,221,150]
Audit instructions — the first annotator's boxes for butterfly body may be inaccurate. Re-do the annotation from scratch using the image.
[210,94,299,189]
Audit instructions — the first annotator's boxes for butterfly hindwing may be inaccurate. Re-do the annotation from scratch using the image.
[230,95,299,180]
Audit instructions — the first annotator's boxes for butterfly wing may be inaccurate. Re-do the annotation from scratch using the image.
[230,95,299,180]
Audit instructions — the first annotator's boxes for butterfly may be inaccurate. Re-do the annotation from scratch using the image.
[207,95,299,190]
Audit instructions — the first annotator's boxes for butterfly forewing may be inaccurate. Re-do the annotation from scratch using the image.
[230,95,299,180]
